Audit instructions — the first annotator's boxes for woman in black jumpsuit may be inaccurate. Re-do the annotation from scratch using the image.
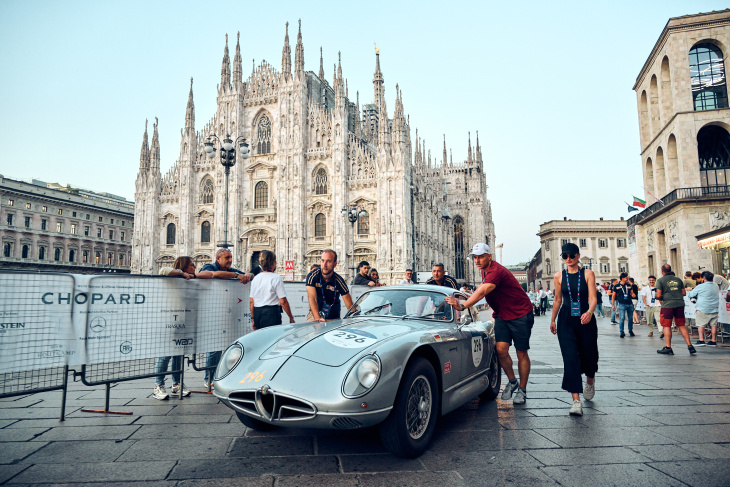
[550,243,599,416]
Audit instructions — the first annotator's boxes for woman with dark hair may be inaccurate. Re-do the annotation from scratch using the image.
[369,268,385,286]
[250,250,295,330]
[153,256,196,400]
[550,243,599,416]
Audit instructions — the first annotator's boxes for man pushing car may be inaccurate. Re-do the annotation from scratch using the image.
[445,243,534,404]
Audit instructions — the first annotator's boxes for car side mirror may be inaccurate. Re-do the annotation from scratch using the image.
[460,313,473,326]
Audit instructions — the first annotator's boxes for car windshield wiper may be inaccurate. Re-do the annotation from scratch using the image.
[362,303,392,315]
[401,311,449,320]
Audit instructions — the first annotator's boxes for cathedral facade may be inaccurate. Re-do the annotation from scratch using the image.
[132,21,495,284]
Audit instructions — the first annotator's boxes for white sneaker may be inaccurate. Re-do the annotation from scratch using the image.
[153,385,169,400]
[171,383,190,397]
[569,400,583,416]
[583,381,595,401]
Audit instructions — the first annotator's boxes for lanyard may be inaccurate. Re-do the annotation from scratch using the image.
[319,272,339,303]
[564,268,581,303]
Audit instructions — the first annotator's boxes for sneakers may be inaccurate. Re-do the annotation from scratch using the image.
[620,332,625,338]
[153,385,169,400]
[648,332,654,337]
[660,332,664,339]
[203,380,214,390]
[513,387,527,405]
[501,379,519,400]
[569,400,583,416]
[657,346,674,355]
[695,340,706,347]
[583,381,595,401]
[611,321,618,325]
[688,345,697,354]
[629,331,636,337]
[171,383,190,397]
[708,341,718,347]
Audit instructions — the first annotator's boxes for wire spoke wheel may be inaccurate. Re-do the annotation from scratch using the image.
[405,375,432,439]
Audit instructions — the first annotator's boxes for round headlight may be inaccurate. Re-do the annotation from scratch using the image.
[343,355,381,398]
[215,343,243,380]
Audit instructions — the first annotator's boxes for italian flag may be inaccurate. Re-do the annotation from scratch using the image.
[632,196,646,208]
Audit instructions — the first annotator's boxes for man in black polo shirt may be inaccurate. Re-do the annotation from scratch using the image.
[426,263,459,289]
[306,249,354,321]
[353,261,376,287]
[612,272,636,338]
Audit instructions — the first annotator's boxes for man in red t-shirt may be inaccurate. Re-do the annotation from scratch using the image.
[445,243,534,405]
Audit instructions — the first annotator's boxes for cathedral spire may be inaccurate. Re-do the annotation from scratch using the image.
[185,77,195,132]
[318,47,324,80]
[476,130,482,162]
[443,135,448,167]
[232,32,242,88]
[139,119,150,169]
[467,131,473,162]
[221,34,231,92]
[450,149,453,166]
[337,51,342,79]
[150,117,160,169]
[373,46,384,110]
[281,21,292,81]
[294,20,304,80]
[355,91,362,138]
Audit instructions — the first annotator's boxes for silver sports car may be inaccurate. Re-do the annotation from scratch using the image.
[213,285,501,457]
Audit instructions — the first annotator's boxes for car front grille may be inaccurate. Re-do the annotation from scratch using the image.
[228,389,316,421]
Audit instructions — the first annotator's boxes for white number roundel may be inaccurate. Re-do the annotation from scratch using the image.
[324,329,378,348]
[471,336,483,367]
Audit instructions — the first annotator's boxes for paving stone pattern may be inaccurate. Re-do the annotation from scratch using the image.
[1,313,730,486]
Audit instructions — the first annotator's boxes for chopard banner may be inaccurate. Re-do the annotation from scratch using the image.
[0,272,373,373]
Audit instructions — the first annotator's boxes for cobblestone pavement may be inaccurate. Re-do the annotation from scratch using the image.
[2,313,730,486]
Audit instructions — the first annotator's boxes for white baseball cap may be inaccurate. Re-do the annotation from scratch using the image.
[468,243,491,257]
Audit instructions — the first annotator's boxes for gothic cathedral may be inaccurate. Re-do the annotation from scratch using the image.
[132,21,495,284]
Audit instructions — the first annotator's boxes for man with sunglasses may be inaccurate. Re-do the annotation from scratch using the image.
[612,272,636,338]
[445,243,534,405]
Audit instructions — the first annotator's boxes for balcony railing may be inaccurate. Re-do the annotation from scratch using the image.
[627,185,730,226]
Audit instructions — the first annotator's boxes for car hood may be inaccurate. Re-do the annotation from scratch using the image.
[258,317,415,367]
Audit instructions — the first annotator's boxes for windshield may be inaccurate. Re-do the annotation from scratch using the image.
[345,289,454,321]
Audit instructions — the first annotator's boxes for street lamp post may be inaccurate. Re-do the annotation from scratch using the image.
[341,204,366,282]
[204,134,250,249]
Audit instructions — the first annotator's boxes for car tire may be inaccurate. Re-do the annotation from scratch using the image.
[379,356,439,458]
[235,411,277,431]
[479,349,501,401]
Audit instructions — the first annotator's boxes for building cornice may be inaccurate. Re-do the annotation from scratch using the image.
[633,10,730,91]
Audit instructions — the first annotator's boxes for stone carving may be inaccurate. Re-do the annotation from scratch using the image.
[668,220,678,245]
[250,230,269,243]
[710,211,730,230]
[647,231,654,251]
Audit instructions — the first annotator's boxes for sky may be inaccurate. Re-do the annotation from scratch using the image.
[0,0,727,265]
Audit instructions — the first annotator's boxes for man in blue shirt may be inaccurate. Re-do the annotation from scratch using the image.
[306,249,353,321]
[197,248,256,387]
[687,271,720,347]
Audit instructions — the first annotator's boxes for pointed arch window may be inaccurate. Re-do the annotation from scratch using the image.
[314,167,328,195]
[315,213,326,237]
[166,223,176,245]
[357,210,369,234]
[255,181,268,209]
[201,221,211,243]
[454,217,465,280]
[689,43,728,111]
[200,178,214,204]
[257,115,272,154]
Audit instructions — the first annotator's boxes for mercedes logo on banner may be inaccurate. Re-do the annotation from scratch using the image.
[89,317,106,333]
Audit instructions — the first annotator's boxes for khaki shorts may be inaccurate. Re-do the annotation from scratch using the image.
[695,310,718,328]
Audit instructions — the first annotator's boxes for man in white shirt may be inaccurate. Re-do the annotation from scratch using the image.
[640,275,660,337]
[398,269,414,285]
[537,287,548,314]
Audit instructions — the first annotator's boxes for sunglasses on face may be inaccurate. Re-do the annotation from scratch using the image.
[561,253,577,260]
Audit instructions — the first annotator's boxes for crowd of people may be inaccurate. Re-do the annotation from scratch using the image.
[148,242,726,417]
